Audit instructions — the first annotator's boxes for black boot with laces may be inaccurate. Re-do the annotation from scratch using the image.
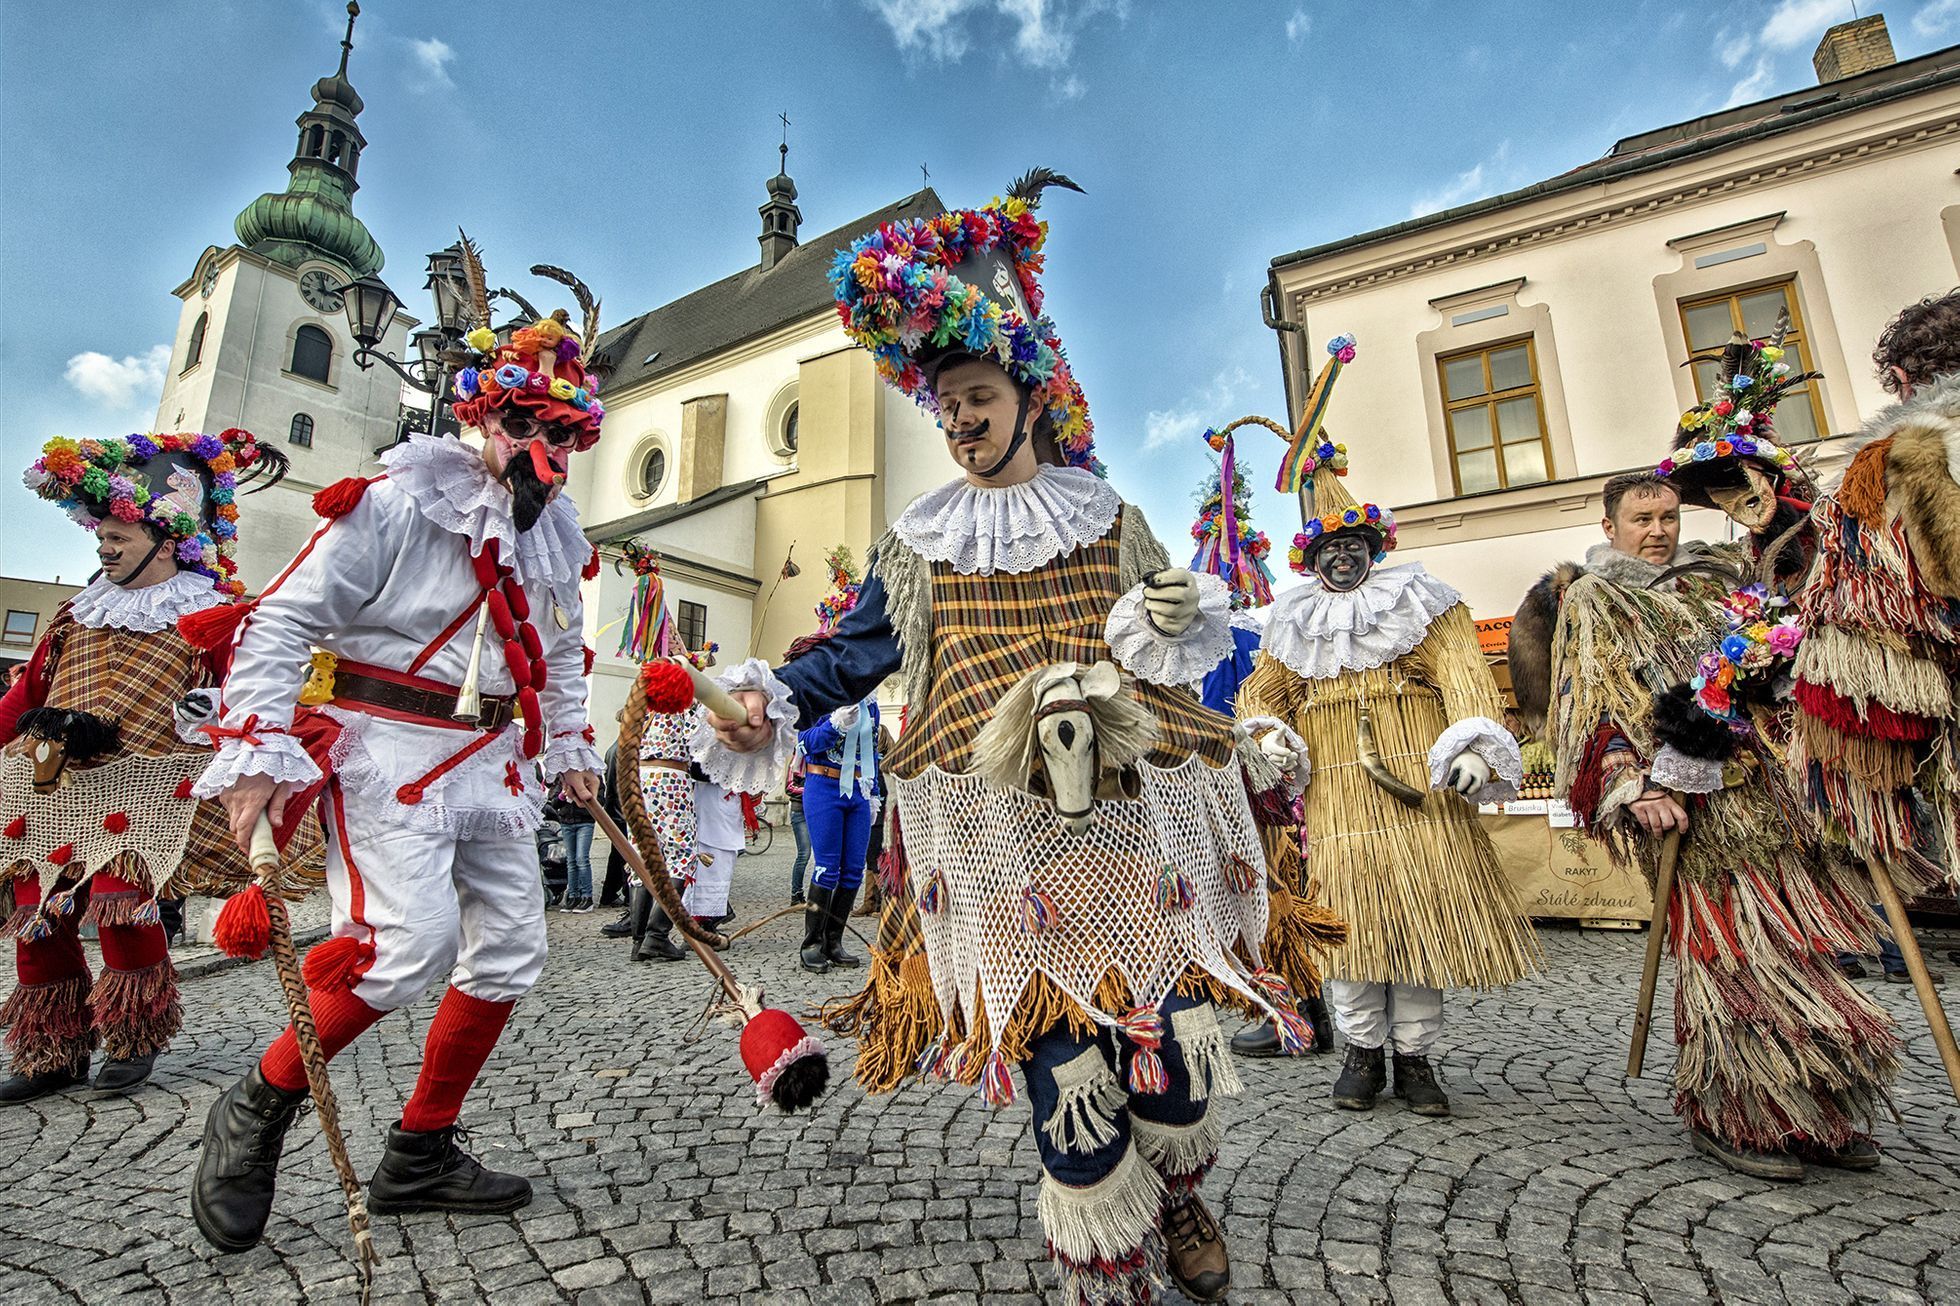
[1392,1052,1451,1117]
[1330,1043,1386,1110]
[191,1065,309,1252]
[366,1121,532,1215]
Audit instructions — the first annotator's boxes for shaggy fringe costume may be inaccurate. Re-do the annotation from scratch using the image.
[1787,374,1960,879]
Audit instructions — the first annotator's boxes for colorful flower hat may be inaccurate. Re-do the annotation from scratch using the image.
[451,312,604,448]
[1656,316,1818,508]
[829,168,1098,474]
[1272,334,1395,574]
[1191,431,1275,609]
[22,429,286,598]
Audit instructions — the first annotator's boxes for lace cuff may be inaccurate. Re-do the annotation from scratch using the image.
[192,732,322,799]
[1104,573,1234,687]
[689,658,798,796]
[540,736,604,783]
[1237,715,1310,794]
[1650,745,1723,795]
[1427,716,1522,804]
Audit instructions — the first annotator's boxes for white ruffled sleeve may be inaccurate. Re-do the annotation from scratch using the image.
[192,728,323,798]
[541,728,604,783]
[1427,716,1523,804]
[689,657,799,796]
[1105,572,1235,688]
[1649,744,1724,795]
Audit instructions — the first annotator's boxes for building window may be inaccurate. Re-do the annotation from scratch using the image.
[1679,281,1827,444]
[290,324,333,384]
[289,413,314,448]
[184,312,208,373]
[778,402,799,456]
[638,446,667,499]
[677,600,707,652]
[1438,338,1553,494]
[3,610,36,646]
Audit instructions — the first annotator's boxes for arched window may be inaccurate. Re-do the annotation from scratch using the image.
[289,413,314,448]
[638,446,667,499]
[183,312,208,372]
[290,324,333,383]
[780,402,799,455]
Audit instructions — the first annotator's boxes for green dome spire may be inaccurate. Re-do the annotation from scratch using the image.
[233,2,383,279]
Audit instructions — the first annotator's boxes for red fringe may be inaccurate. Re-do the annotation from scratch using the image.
[301,933,375,991]
[91,957,181,1061]
[1566,724,1623,829]
[312,475,372,519]
[178,602,251,652]
[212,884,271,959]
[0,974,94,1075]
[1791,678,1936,742]
[85,887,152,928]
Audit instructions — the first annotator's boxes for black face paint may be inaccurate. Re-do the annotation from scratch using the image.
[500,451,553,532]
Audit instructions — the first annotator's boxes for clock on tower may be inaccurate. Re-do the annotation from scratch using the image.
[299,268,345,312]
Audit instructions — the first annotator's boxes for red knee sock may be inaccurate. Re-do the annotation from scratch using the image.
[258,983,386,1092]
[399,986,513,1132]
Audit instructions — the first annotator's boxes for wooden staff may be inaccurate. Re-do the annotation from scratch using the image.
[1626,802,1683,1079]
[1869,858,1960,1104]
[249,818,383,1299]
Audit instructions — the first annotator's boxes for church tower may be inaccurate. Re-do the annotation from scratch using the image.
[153,2,414,593]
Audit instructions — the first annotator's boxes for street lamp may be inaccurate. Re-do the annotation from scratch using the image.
[338,274,401,350]
[423,243,472,336]
[338,248,479,447]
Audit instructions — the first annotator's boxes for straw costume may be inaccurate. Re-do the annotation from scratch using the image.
[1550,322,1899,1179]
[700,172,1339,1306]
[1,429,313,1101]
[1227,352,1538,1110]
[189,250,607,1251]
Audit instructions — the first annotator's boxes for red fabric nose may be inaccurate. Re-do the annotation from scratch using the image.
[528,440,567,485]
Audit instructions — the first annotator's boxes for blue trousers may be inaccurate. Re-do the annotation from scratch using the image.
[560,822,594,899]
[803,771,872,892]
[788,804,811,896]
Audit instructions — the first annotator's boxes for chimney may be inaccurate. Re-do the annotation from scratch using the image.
[758,143,802,271]
[1813,13,1896,84]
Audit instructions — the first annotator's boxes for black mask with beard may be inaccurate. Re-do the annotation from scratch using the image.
[501,450,554,532]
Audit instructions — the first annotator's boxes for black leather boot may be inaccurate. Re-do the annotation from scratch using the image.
[1229,1021,1283,1057]
[634,884,687,963]
[800,886,832,974]
[1302,990,1335,1053]
[624,886,653,945]
[93,1050,159,1093]
[1330,1043,1386,1111]
[1392,1053,1451,1117]
[0,1057,90,1105]
[365,1121,532,1215]
[823,885,862,968]
[191,1065,309,1252]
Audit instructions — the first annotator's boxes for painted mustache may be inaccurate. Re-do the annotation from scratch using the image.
[946,419,991,442]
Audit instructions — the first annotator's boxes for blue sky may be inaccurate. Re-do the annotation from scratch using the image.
[3,0,1956,585]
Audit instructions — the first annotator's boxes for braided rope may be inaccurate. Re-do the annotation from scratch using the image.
[615,674,725,949]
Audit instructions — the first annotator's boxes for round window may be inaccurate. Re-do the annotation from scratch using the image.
[780,402,799,455]
[639,446,667,499]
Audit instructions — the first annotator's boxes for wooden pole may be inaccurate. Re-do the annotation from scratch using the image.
[1868,858,1960,1105]
[1626,814,1682,1080]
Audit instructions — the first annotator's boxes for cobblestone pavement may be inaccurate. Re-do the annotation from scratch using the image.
[2,836,1956,1304]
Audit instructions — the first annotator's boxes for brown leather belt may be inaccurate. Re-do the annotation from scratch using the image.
[333,670,516,731]
[807,763,842,779]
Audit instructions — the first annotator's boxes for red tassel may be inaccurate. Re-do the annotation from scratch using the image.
[173,778,195,800]
[103,812,130,834]
[311,476,371,519]
[300,934,375,990]
[48,844,74,867]
[582,547,601,580]
[640,660,695,713]
[177,602,251,651]
[3,816,22,840]
[213,884,271,959]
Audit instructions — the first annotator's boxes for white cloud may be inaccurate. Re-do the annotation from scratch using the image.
[864,0,1124,86]
[1758,0,1854,50]
[1284,7,1311,46]
[408,36,455,89]
[1714,0,1858,107]
[1408,141,1511,218]
[64,345,169,409]
[1144,367,1250,452]
[1722,52,1780,107]
[1915,0,1960,37]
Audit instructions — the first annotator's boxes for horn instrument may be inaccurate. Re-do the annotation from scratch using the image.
[452,595,492,724]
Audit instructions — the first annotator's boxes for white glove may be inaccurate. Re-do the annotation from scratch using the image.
[174,688,221,745]
[1444,749,1490,799]
[1259,730,1304,783]
[829,704,861,731]
[1142,568,1200,638]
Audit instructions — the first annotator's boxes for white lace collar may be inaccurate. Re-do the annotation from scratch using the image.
[66,570,221,633]
[1263,563,1461,679]
[382,435,589,598]
[891,465,1120,576]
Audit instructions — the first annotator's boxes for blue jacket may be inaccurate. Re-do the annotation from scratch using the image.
[777,565,901,728]
[1200,624,1261,715]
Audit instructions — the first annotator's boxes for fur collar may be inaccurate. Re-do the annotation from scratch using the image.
[1878,372,1960,597]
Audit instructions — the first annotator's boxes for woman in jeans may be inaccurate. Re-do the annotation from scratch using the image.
[551,782,596,913]
[786,750,811,905]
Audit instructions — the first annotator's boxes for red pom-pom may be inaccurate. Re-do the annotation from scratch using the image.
[640,660,695,714]
[103,812,130,834]
[48,844,74,866]
[178,602,252,651]
[301,933,375,990]
[174,778,195,800]
[582,645,595,676]
[582,547,601,580]
[213,883,271,959]
[311,476,371,519]
[471,548,501,588]
[3,816,24,840]
[396,783,426,806]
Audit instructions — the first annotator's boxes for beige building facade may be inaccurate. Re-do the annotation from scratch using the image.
[1265,18,1959,619]
[569,175,950,732]
[0,577,82,672]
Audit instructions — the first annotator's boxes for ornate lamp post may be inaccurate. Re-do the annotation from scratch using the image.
[337,243,479,443]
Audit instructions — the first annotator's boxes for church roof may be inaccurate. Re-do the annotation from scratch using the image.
[594,188,944,395]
